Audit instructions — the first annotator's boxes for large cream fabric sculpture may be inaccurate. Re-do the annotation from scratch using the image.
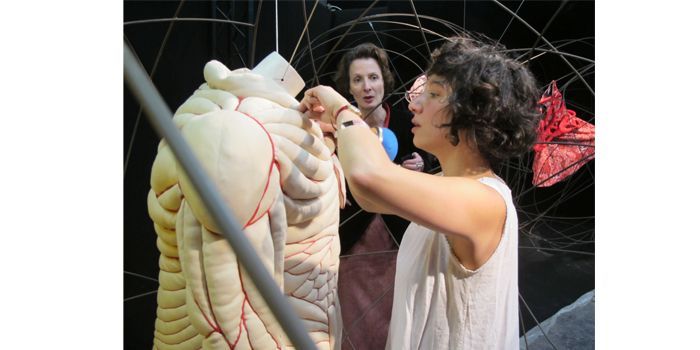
[147,53,345,350]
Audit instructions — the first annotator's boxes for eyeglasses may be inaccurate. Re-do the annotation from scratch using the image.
[405,84,450,105]
[404,81,426,104]
[404,74,452,105]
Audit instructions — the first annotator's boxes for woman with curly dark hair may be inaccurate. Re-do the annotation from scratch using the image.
[299,35,541,349]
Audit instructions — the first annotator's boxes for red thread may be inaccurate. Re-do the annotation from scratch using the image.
[231,285,247,348]
[232,261,283,349]
[194,296,234,349]
[191,247,233,348]
[233,100,277,229]
[193,298,218,334]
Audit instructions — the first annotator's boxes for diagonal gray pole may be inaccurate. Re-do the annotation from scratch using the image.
[123,42,317,350]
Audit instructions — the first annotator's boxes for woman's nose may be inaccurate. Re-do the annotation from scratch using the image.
[362,80,372,91]
[408,98,421,114]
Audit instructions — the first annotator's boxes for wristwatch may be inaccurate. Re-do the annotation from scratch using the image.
[333,104,362,128]
[334,119,369,138]
[338,119,369,129]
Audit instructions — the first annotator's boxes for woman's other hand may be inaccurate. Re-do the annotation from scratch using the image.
[401,152,425,172]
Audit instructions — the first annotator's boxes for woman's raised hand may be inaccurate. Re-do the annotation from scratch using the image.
[401,152,425,172]
[298,85,350,125]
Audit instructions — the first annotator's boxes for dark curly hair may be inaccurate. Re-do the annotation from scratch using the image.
[334,43,395,97]
[427,36,542,168]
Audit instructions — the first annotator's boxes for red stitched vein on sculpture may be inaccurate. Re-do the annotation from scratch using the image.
[233,105,277,229]
[191,244,234,348]
[232,262,282,349]
[285,236,332,266]
[193,297,231,347]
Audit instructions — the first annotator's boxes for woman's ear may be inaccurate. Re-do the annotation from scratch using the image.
[452,128,475,149]
[464,128,479,149]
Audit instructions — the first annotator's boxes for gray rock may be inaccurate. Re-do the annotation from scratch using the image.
[520,290,594,350]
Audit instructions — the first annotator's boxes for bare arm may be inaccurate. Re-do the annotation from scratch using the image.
[300,86,505,243]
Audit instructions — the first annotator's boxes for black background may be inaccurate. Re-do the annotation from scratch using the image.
[125,1,594,348]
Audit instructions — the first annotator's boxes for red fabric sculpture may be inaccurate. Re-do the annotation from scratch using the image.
[532,81,595,187]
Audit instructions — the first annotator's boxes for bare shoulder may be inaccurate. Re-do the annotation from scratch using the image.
[356,169,506,240]
[447,177,508,269]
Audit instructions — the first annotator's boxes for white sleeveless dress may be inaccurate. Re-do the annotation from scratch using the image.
[385,176,519,349]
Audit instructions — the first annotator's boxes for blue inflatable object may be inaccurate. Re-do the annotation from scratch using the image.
[380,127,399,161]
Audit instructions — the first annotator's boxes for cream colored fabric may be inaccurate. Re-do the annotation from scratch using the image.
[147,59,345,350]
[385,176,519,350]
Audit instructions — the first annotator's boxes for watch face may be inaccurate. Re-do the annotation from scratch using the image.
[335,104,363,129]
[340,119,368,129]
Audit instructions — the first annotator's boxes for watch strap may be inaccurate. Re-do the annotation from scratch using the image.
[338,119,368,129]
[333,104,362,129]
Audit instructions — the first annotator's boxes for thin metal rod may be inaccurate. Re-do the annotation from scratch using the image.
[123,38,143,177]
[376,214,402,248]
[368,21,406,90]
[124,290,159,302]
[496,0,525,45]
[511,48,595,64]
[275,0,279,52]
[211,0,217,59]
[525,0,569,63]
[284,0,319,81]
[124,271,159,283]
[489,0,594,97]
[248,0,254,65]
[316,0,379,73]
[296,28,430,76]
[123,17,254,27]
[515,151,595,200]
[340,249,398,259]
[123,42,317,350]
[251,0,264,66]
[294,12,462,63]
[293,19,450,70]
[345,284,394,334]
[339,207,366,228]
[518,246,594,256]
[408,0,431,56]
[124,0,186,178]
[217,6,247,38]
[519,292,559,350]
[301,0,320,86]
[215,3,248,67]
[520,302,530,350]
[536,141,594,147]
